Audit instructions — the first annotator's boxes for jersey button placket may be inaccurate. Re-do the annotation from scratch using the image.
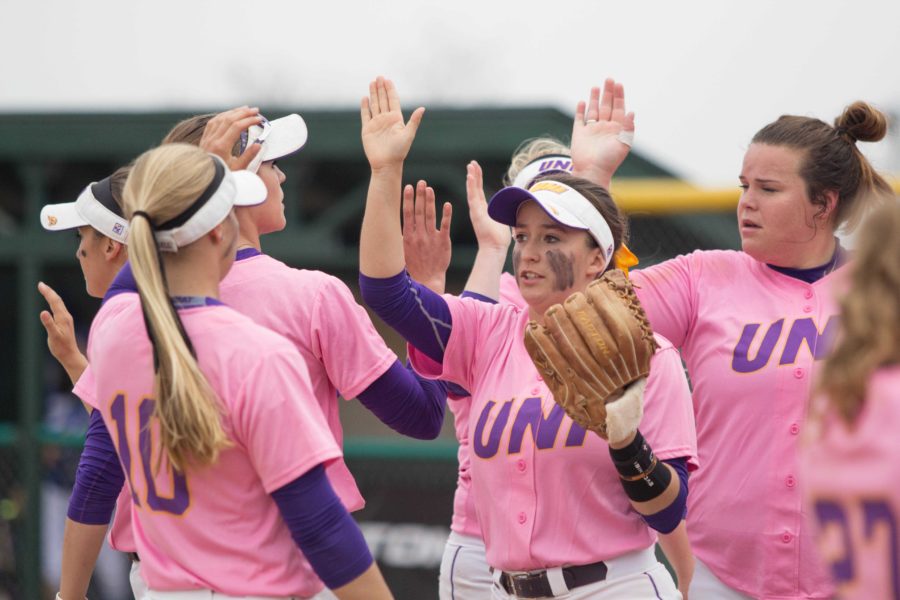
[794,368,804,379]
[789,423,800,435]
[785,474,796,488]
[516,459,527,473]
[781,531,793,544]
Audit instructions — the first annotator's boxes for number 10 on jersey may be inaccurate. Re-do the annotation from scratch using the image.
[109,393,190,516]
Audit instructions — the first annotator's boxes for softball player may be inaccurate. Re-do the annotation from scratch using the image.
[629,102,893,599]
[38,168,131,384]
[38,167,155,599]
[359,77,696,599]
[408,137,693,598]
[67,143,392,600]
[803,200,900,600]
[163,107,448,510]
[63,106,448,596]
[401,158,528,599]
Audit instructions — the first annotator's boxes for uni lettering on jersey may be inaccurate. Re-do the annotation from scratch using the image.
[732,316,838,373]
[473,397,588,459]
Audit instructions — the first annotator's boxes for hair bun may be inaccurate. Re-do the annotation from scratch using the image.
[835,101,888,143]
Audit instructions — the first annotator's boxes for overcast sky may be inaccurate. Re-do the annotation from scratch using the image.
[4,0,899,185]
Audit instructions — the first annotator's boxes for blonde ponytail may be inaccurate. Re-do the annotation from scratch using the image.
[124,144,230,470]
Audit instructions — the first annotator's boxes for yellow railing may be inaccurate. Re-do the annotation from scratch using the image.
[610,178,900,214]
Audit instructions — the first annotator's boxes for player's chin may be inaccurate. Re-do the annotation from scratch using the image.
[741,237,778,264]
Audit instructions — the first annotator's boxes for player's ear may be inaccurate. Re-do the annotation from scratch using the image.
[208,221,226,245]
[104,237,125,262]
[585,244,606,279]
[817,189,839,224]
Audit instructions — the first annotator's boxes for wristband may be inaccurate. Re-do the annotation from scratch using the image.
[609,429,672,502]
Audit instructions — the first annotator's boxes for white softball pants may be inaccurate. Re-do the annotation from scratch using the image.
[689,559,754,600]
[144,586,337,599]
[439,532,493,599]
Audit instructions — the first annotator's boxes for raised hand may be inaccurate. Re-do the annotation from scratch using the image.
[198,106,263,171]
[38,282,88,385]
[570,78,635,189]
[402,180,452,294]
[466,161,510,253]
[361,77,425,171]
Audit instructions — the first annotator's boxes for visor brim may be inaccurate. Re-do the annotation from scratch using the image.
[257,114,308,162]
[40,202,88,232]
[231,170,268,207]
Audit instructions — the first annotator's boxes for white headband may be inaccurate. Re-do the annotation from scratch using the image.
[512,155,574,189]
[144,156,267,252]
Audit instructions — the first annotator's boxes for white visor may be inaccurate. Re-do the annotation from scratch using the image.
[488,179,616,269]
[150,155,267,252]
[512,155,574,189]
[242,114,308,173]
[40,178,129,244]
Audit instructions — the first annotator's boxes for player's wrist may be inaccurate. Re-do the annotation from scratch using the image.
[369,162,404,176]
[571,165,612,190]
[608,429,674,503]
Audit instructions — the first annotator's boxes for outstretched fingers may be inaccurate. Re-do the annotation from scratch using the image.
[439,202,453,240]
[402,184,416,234]
[598,78,614,122]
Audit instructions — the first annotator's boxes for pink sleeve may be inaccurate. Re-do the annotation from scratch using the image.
[499,273,527,309]
[409,296,514,392]
[232,351,343,493]
[630,253,699,348]
[72,364,98,410]
[309,275,396,399]
[639,343,699,469]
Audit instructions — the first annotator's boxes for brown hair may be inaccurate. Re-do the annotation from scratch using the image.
[818,200,900,425]
[123,143,231,469]
[532,171,629,271]
[162,114,241,156]
[752,101,893,231]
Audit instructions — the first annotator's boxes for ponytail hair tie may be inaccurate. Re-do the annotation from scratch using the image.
[132,211,155,226]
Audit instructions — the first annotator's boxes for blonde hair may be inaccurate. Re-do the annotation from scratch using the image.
[818,199,900,425]
[123,143,230,470]
[504,137,571,186]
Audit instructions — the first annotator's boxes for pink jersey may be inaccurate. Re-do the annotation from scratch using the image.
[447,272,527,538]
[219,253,397,511]
[802,366,900,600]
[82,294,341,597]
[410,296,697,571]
[74,342,138,554]
[631,249,842,599]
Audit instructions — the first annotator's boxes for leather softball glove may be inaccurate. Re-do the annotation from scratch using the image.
[524,269,657,444]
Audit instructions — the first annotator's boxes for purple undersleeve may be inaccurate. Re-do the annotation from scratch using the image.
[642,458,689,534]
[271,465,373,589]
[357,361,447,440]
[359,270,453,365]
[67,410,125,525]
